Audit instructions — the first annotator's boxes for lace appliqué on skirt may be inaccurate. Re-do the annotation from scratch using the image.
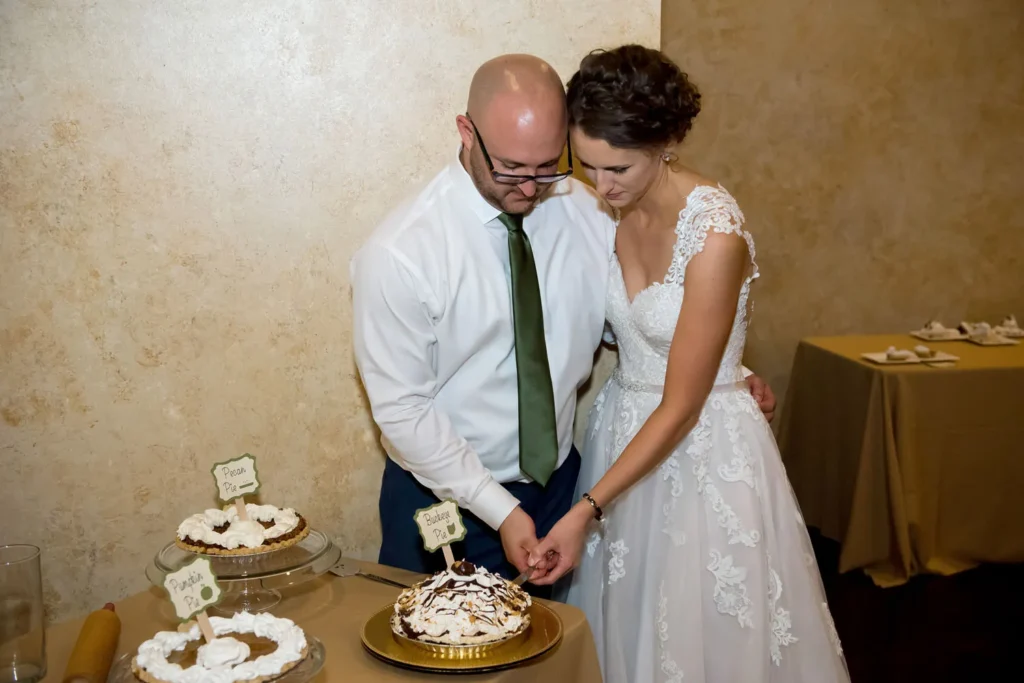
[657,583,685,683]
[608,539,630,584]
[768,562,798,665]
[688,410,761,547]
[707,550,753,628]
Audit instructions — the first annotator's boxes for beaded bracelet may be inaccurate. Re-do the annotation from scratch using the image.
[581,493,604,521]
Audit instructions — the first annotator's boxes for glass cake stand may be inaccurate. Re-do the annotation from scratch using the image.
[146,529,341,614]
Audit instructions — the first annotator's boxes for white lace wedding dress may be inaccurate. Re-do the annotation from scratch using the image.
[566,185,850,682]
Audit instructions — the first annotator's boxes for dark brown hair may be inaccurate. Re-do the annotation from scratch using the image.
[566,45,702,149]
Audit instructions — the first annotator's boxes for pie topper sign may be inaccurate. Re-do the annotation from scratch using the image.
[414,499,467,569]
[211,453,261,521]
[163,556,222,641]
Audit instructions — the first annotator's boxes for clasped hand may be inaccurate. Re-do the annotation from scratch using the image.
[500,504,592,586]
[498,507,555,580]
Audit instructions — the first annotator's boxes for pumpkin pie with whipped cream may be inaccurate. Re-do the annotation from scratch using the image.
[175,503,310,556]
[132,612,307,683]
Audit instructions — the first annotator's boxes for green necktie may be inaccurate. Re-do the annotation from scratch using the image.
[497,212,559,486]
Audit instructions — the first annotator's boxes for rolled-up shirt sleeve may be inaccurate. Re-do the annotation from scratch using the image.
[350,244,520,530]
[602,320,617,346]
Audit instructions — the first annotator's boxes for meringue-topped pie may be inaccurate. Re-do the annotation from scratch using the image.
[391,560,531,647]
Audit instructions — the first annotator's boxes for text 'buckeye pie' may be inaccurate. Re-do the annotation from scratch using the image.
[176,504,309,556]
[391,560,531,647]
[131,612,307,683]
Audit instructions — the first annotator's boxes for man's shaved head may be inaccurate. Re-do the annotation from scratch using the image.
[457,54,569,214]
[467,54,566,120]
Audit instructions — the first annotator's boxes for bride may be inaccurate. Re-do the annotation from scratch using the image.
[529,46,850,682]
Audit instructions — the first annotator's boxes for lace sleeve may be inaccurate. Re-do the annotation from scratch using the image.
[666,186,758,285]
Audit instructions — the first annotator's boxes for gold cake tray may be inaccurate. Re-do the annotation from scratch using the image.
[361,602,563,673]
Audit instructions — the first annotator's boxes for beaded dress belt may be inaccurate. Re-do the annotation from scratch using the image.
[612,368,664,394]
[612,368,746,395]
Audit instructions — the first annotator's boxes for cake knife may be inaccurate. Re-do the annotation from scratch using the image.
[330,558,411,589]
[512,550,556,586]
[511,565,535,586]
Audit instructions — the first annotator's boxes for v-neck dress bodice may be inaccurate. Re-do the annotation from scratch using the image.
[606,185,758,390]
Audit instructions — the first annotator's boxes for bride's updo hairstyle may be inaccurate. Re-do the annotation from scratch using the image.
[566,45,702,150]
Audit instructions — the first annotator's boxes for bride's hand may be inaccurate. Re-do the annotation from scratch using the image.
[527,503,594,585]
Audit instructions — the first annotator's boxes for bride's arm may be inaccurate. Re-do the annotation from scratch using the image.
[530,230,751,583]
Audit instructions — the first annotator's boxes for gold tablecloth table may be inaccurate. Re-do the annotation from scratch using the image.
[778,334,1024,586]
[39,563,601,682]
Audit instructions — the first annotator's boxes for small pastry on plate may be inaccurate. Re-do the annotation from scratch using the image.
[996,315,1023,338]
[969,322,994,341]
[913,345,935,359]
[885,346,915,361]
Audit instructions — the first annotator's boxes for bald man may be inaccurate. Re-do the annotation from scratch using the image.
[351,55,773,595]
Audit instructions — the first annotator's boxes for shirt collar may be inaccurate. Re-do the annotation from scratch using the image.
[449,147,503,226]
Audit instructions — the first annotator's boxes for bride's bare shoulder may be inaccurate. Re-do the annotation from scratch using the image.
[671,167,724,200]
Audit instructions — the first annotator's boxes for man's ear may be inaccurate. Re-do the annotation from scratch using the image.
[455,114,475,152]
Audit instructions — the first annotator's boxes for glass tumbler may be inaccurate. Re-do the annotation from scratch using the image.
[0,545,45,683]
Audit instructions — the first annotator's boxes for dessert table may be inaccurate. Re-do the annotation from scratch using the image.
[778,334,1024,587]
[39,563,601,682]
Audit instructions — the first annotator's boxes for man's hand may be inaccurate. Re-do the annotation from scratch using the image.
[528,502,592,585]
[499,506,548,577]
[745,373,777,423]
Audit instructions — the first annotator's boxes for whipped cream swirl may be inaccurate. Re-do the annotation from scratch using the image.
[196,637,249,669]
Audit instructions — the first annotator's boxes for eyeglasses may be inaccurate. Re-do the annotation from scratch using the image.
[468,115,573,185]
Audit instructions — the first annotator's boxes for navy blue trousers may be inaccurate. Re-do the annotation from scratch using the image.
[378,447,582,600]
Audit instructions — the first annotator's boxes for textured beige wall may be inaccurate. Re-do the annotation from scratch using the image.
[0,1,658,621]
[662,0,1024,403]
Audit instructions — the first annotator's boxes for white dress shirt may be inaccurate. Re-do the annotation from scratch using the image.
[351,153,615,530]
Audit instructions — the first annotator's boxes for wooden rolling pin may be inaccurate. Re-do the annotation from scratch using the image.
[62,603,121,683]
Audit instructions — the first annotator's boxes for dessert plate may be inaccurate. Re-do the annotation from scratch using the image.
[861,352,921,365]
[861,351,960,365]
[910,329,967,342]
[995,328,1024,339]
[361,602,562,673]
[966,335,1020,346]
[915,351,960,363]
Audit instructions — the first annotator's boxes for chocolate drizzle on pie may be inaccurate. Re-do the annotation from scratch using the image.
[392,563,531,645]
